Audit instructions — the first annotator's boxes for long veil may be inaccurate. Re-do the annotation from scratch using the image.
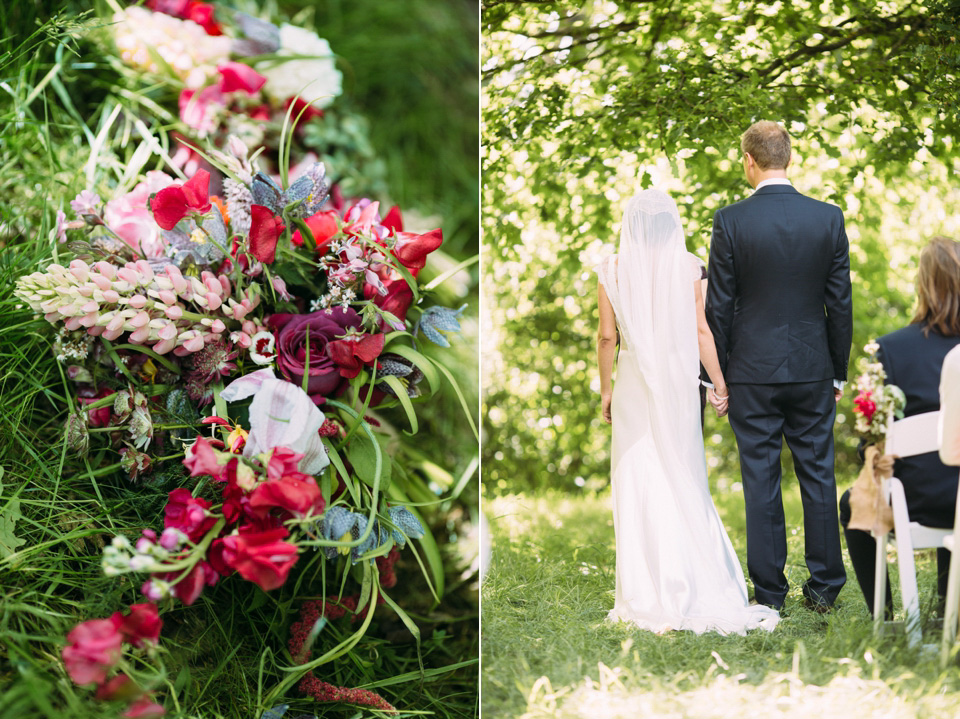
[598,189,701,476]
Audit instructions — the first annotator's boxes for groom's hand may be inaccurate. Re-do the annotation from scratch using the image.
[834,388,843,403]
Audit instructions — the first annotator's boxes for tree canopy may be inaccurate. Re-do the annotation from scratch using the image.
[482,0,960,493]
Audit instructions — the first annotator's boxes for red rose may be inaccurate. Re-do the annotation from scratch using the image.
[164,488,215,543]
[110,603,162,648]
[291,210,339,253]
[219,527,299,591]
[62,618,123,685]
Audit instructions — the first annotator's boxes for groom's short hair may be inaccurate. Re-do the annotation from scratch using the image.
[741,121,791,170]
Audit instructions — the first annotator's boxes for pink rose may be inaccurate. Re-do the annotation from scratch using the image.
[62,619,123,685]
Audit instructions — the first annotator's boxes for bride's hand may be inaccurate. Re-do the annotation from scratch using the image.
[708,387,729,417]
[601,393,613,424]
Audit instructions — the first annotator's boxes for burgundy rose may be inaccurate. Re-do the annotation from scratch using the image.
[267,308,362,400]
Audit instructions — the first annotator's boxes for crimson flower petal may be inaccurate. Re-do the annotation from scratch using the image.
[181,169,211,213]
[150,186,189,230]
[248,204,286,264]
[218,62,267,94]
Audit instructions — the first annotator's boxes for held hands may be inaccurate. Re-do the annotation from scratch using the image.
[708,386,729,417]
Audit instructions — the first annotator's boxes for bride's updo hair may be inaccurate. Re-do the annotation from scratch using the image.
[913,235,960,337]
[741,121,791,170]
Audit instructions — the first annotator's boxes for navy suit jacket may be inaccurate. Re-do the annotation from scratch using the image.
[877,323,960,527]
[705,184,853,384]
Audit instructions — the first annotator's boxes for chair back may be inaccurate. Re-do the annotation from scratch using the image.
[886,411,941,458]
[941,345,960,467]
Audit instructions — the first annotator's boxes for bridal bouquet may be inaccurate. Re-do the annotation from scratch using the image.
[851,340,906,444]
[104,0,385,199]
[15,138,472,714]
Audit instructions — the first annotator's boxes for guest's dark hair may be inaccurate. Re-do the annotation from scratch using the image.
[740,121,791,170]
[912,235,960,337]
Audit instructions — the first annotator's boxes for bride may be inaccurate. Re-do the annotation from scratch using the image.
[595,189,778,634]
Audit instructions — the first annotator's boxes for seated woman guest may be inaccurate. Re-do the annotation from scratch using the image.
[840,235,960,617]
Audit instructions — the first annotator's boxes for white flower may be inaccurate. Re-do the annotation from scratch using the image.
[257,24,342,108]
[249,331,277,365]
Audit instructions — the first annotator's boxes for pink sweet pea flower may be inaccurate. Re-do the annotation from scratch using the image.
[392,228,443,276]
[219,527,299,591]
[218,62,267,94]
[248,205,286,264]
[249,475,325,520]
[179,86,225,138]
[110,603,162,648]
[163,488,216,542]
[150,169,213,230]
[123,695,167,718]
[183,435,230,480]
[291,209,339,253]
[62,619,123,685]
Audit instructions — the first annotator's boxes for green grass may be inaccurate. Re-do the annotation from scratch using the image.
[0,3,478,717]
[482,488,960,718]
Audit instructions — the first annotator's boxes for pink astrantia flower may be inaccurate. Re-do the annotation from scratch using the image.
[62,618,123,686]
[150,169,213,230]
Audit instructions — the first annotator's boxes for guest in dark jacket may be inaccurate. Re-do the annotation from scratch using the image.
[839,235,960,617]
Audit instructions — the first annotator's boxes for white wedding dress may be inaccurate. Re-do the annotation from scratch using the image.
[597,190,778,635]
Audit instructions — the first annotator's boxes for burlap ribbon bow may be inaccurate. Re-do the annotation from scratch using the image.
[847,444,896,536]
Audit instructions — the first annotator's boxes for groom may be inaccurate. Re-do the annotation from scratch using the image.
[705,121,853,611]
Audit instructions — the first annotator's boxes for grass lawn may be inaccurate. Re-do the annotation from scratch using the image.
[482,482,960,718]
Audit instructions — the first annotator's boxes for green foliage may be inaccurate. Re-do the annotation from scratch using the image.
[482,0,960,493]
[483,490,960,717]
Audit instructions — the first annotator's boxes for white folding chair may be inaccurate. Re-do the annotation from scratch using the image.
[938,346,960,666]
[873,410,949,647]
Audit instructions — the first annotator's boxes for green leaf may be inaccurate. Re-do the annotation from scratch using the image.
[346,433,392,490]
[0,498,26,560]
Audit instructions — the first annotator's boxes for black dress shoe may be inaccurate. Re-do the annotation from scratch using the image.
[802,596,833,614]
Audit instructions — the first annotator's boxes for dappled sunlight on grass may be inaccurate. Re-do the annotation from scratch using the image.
[483,492,960,718]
